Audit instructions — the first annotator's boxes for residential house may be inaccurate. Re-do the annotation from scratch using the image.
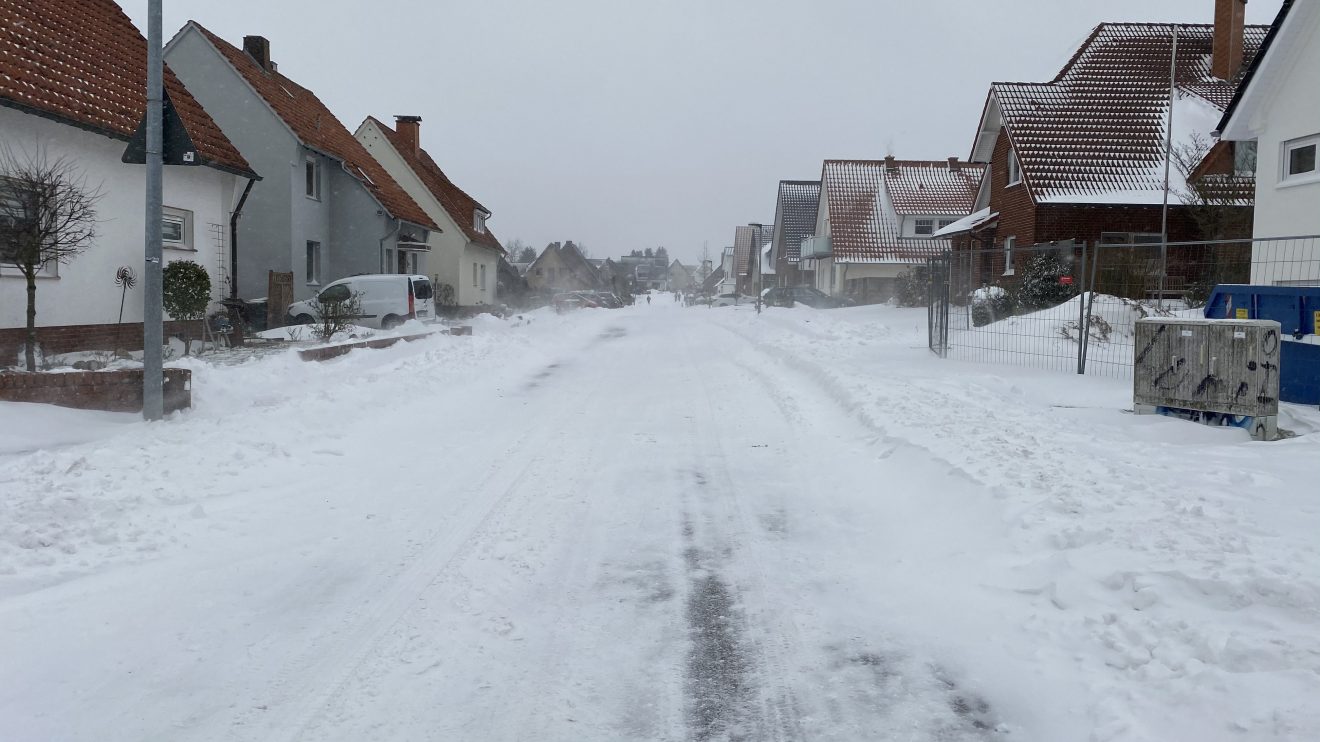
[732,225,772,296]
[718,246,737,295]
[526,241,599,293]
[940,8,1267,288]
[164,26,438,303]
[356,116,505,307]
[805,158,983,302]
[617,254,670,291]
[669,259,695,292]
[1,0,258,362]
[770,181,821,287]
[1217,0,1320,284]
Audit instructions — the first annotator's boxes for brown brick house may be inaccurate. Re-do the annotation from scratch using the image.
[941,4,1267,288]
[770,181,820,287]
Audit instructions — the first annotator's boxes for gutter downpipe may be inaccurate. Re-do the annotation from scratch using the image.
[229,177,257,300]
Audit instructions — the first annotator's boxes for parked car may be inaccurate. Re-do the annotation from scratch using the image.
[286,274,434,329]
[711,292,745,307]
[553,292,586,312]
[762,286,854,309]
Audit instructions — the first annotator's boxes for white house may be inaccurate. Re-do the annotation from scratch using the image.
[806,158,984,303]
[355,116,505,308]
[1217,0,1320,285]
[1,0,258,364]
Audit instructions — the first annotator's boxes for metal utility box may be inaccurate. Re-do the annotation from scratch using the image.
[1134,318,1281,440]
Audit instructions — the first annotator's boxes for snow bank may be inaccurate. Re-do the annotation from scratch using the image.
[713,303,1320,741]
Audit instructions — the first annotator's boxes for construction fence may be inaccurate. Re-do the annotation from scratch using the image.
[926,235,1320,379]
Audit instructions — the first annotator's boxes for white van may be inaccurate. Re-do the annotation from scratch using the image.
[286,274,435,329]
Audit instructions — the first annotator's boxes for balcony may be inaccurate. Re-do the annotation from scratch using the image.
[799,236,831,259]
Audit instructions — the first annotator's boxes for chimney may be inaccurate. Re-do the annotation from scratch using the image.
[243,35,272,72]
[395,115,422,156]
[884,155,897,171]
[1212,0,1247,81]
[947,156,960,171]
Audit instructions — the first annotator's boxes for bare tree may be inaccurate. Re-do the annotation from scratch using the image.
[1,147,102,370]
[1172,133,1254,241]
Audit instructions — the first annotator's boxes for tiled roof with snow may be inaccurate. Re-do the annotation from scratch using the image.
[190,24,436,230]
[990,23,1267,204]
[733,224,772,276]
[0,0,254,177]
[882,161,985,215]
[822,160,966,264]
[775,181,821,264]
[369,117,503,253]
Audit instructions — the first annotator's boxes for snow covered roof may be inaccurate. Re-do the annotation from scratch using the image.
[975,23,1268,205]
[774,181,821,264]
[821,160,972,264]
[933,208,996,237]
[732,224,772,276]
[0,0,255,178]
[882,159,986,215]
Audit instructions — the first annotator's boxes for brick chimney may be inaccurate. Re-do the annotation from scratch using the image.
[1212,0,1247,81]
[884,155,897,171]
[947,156,960,171]
[395,115,422,156]
[243,35,272,72]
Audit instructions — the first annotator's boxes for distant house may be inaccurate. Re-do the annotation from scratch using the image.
[526,242,599,293]
[770,181,821,287]
[1,0,258,362]
[805,158,983,302]
[356,116,505,308]
[164,26,438,303]
[669,259,695,292]
[1217,0,1320,284]
[718,247,737,295]
[732,225,772,296]
[941,11,1267,285]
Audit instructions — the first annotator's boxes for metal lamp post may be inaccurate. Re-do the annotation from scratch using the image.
[142,0,165,420]
[750,222,764,314]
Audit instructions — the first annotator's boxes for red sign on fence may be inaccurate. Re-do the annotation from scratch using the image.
[1059,275,1074,286]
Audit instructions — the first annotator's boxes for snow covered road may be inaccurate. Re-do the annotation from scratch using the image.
[3,301,1319,741]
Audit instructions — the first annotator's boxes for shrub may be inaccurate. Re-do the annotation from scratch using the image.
[970,286,1014,327]
[311,290,363,342]
[1014,252,1077,312]
[895,266,931,307]
[162,260,211,355]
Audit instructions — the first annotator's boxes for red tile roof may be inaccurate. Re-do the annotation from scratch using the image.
[823,160,980,263]
[368,117,503,254]
[0,0,254,177]
[987,23,1267,204]
[733,224,771,276]
[189,24,436,229]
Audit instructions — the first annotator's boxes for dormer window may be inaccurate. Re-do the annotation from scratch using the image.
[473,211,487,234]
[1006,149,1022,187]
[914,219,934,236]
[305,156,321,200]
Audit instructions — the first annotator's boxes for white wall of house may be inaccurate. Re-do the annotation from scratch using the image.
[355,120,501,306]
[0,106,240,329]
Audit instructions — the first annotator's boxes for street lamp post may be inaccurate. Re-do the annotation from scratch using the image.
[142,0,164,421]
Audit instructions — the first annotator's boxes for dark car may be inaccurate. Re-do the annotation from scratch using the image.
[762,286,854,309]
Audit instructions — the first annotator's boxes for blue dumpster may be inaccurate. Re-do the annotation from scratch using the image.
[1205,285,1320,405]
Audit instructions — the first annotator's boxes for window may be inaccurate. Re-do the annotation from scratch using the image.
[480,263,487,291]
[914,219,934,236]
[318,283,351,303]
[474,211,487,234]
[1006,149,1022,186]
[1283,135,1319,183]
[161,206,193,250]
[306,241,322,284]
[1003,236,1015,276]
[305,156,321,200]
[0,178,34,266]
[939,219,956,230]
[472,262,479,287]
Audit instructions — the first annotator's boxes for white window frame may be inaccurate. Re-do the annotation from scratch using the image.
[1006,149,1022,187]
[306,240,322,285]
[0,177,58,278]
[473,211,487,234]
[161,206,194,251]
[938,218,956,230]
[1003,236,1016,276]
[480,263,487,291]
[1281,134,1320,186]
[305,156,322,200]
[914,218,934,236]
[472,262,479,288]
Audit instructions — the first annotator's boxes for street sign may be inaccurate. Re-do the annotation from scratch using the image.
[122,89,200,166]
[1059,275,1074,285]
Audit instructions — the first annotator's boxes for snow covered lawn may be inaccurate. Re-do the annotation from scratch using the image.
[1,300,1317,741]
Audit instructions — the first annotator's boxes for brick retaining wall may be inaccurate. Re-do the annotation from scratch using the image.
[0,368,192,413]
[0,321,203,367]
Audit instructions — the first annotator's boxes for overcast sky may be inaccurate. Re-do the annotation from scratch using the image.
[125,0,1283,265]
